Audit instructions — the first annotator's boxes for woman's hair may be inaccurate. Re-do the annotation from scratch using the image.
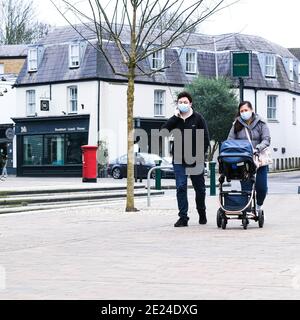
[234,101,254,133]
[177,91,192,103]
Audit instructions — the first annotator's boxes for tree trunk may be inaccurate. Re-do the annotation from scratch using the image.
[125,3,138,212]
[125,68,137,212]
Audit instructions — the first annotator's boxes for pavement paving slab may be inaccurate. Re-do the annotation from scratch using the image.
[0,191,299,300]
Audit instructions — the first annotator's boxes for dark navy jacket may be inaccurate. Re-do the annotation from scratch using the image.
[161,110,210,167]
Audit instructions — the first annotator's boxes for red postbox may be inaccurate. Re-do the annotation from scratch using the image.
[81,145,98,182]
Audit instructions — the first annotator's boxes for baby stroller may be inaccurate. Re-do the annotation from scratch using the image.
[217,139,264,230]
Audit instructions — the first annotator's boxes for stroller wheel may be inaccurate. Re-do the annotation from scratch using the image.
[217,209,223,228]
[258,210,264,228]
[242,218,248,230]
[221,218,227,230]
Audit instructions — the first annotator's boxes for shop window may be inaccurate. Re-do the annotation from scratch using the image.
[22,133,88,166]
[66,133,88,164]
[23,135,43,165]
[43,134,65,165]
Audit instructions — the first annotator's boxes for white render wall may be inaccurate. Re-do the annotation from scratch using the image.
[14,81,300,171]
[233,88,300,169]
[99,81,183,161]
[0,80,17,123]
[15,81,99,146]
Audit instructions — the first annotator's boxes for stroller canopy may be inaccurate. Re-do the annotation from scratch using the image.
[218,139,254,164]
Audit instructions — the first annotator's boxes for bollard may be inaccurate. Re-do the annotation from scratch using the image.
[154,160,162,190]
[298,186,300,194]
[209,161,216,196]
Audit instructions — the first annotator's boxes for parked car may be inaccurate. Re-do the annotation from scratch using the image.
[107,153,175,179]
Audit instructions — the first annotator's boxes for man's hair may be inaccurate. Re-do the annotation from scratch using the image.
[177,91,192,103]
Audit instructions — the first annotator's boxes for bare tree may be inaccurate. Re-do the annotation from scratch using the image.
[146,10,199,33]
[51,0,238,212]
[0,0,51,44]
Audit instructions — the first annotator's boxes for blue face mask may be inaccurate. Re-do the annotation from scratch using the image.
[240,111,252,121]
[178,103,190,113]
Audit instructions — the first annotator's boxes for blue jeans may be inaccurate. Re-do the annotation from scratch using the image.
[173,164,206,221]
[240,165,268,206]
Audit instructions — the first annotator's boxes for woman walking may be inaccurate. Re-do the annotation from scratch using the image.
[227,101,271,211]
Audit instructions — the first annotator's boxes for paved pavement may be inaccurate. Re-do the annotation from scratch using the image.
[0,188,300,299]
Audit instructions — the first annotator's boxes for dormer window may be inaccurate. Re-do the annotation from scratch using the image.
[28,48,38,72]
[265,54,276,77]
[185,50,197,74]
[69,43,80,68]
[151,50,164,70]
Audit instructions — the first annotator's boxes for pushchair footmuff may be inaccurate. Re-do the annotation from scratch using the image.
[217,139,264,230]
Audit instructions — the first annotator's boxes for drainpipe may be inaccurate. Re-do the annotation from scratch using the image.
[97,80,100,142]
[254,88,257,113]
[213,36,219,80]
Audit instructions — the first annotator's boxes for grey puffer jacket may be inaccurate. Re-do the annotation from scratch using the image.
[227,114,271,151]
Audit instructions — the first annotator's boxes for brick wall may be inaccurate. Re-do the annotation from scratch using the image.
[0,58,25,74]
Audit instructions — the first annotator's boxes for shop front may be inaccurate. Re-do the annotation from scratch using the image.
[0,124,14,174]
[13,115,90,176]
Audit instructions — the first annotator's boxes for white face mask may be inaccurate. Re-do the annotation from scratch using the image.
[240,111,252,121]
[178,103,190,113]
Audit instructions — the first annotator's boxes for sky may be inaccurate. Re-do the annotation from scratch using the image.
[33,0,300,49]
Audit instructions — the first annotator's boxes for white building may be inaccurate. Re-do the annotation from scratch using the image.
[12,26,300,176]
[0,45,27,174]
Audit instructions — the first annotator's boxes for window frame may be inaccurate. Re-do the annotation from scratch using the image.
[28,48,38,72]
[26,90,36,116]
[185,50,197,74]
[68,86,78,114]
[154,90,166,117]
[265,54,276,78]
[292,97,297,125]
[267,95,277,120]
[151,49,165,71]
[69,43,80,68]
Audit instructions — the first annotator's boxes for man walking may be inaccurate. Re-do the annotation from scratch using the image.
[162,91,210,227]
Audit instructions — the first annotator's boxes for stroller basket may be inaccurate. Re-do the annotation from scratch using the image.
[223,192,251,211]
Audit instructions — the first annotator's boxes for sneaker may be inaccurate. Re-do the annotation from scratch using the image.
[174,218,188,227]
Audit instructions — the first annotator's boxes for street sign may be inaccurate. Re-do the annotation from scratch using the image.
[40,100,49,111]
[231,51,252,78]
[5,127,14,140]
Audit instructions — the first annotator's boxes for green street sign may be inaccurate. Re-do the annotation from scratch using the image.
[231,51,252,78]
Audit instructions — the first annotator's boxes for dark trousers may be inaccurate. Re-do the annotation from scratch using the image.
[240,165,268,206]
[173,164,206,221]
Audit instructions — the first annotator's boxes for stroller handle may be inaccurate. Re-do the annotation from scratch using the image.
[218,154,253,158]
